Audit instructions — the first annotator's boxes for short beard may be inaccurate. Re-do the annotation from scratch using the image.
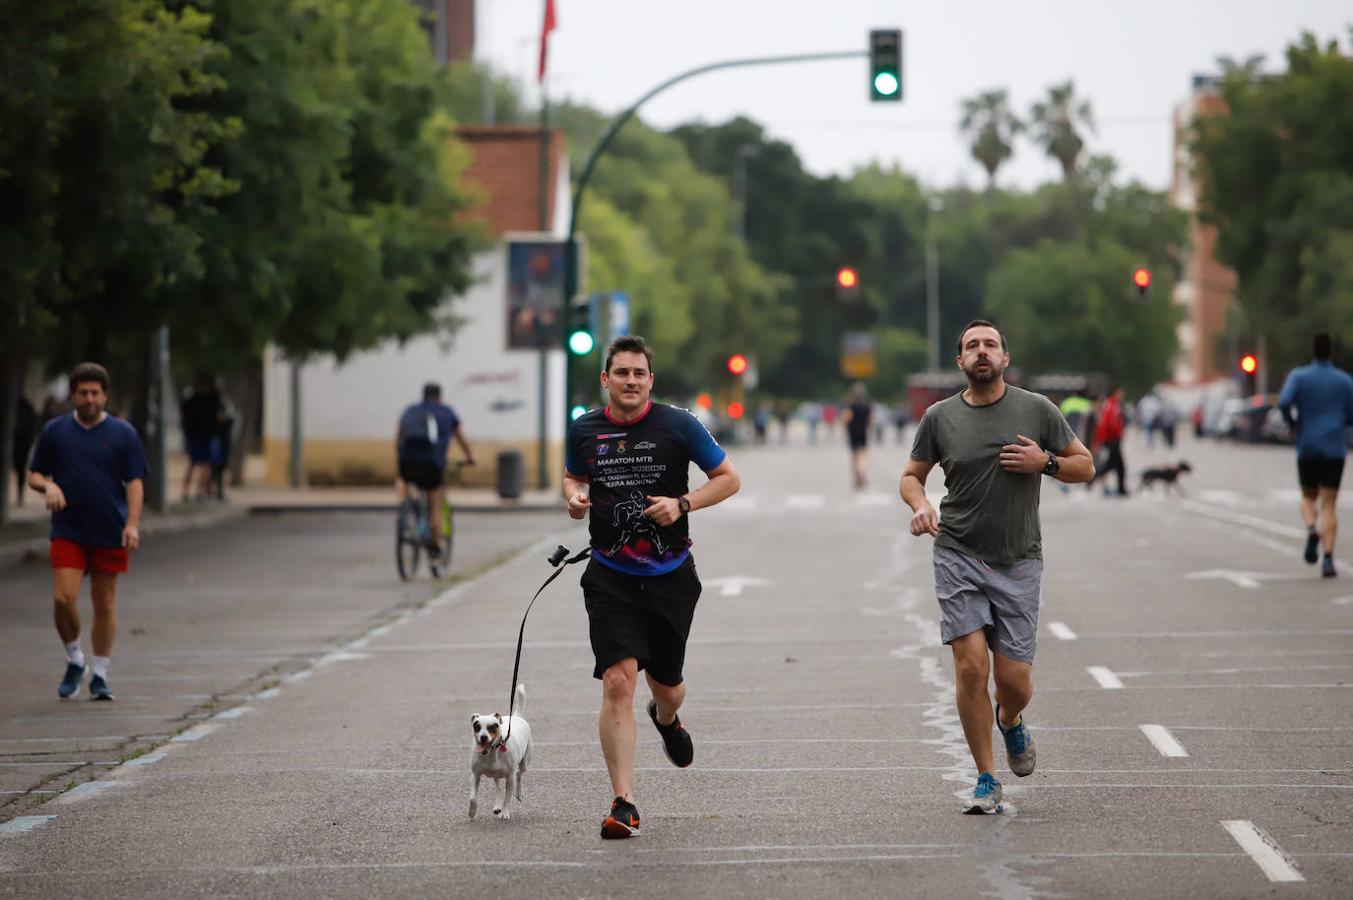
[963,362,1001,385]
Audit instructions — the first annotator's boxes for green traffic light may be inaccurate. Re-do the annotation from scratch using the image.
[570,405,588,421]
[873,72,899,97]
[568,330,595,355]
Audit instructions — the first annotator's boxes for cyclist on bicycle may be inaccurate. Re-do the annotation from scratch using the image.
[395,383,474,558]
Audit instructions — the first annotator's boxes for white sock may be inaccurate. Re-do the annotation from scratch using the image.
[65,641,85,668]
[92,656,110,680]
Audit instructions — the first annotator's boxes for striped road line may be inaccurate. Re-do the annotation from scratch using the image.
[1221,820,1304,883]
[1139,724,1188,757]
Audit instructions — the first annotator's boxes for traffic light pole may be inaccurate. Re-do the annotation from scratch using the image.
[562,50,867,430]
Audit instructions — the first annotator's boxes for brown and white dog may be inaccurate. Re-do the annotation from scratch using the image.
[469,684,532,820]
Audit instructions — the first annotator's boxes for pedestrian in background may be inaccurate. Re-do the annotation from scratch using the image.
[12,395,36,507]
[1089,386,1128,497]
[842,382,873,490]
[27,363,149,701]
[901,320,1094,814]
[179,373,223,503]
[1279,332,1353,578]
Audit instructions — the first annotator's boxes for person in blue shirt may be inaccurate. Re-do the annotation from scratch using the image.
[564,335,740,839]
[1279,332,1353,577]
[394,382,475,560]
[27,363,149,701]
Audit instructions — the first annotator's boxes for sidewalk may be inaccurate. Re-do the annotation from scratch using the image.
[2,455,560,565]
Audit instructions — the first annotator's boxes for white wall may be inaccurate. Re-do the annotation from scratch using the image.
[265,247,566,447]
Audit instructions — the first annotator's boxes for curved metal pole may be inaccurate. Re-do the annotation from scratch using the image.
[561,49,867,423]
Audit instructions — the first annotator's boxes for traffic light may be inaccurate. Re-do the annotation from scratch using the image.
[1239,352,1259,397]
[835,266,860,302]
[726,401,745,420]
[568,328,595,356]
[727,354,749,376]
[868,29,902,102]
[1132,267,1151,296]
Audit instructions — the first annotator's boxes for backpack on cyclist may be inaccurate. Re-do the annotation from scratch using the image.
[398,405,439,458]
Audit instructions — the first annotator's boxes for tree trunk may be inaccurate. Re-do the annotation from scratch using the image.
[0,351,23,528]
[227,360,262,488]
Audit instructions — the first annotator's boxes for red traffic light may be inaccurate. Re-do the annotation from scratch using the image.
[726,401,745,419]
[1240,353,1258,375]
[836,267,858,289]
[1132,267,1151,291]
[727,354,749,376]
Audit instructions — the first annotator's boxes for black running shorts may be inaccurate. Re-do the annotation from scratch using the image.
[1298,456,1345,490]
[581,556,701,686]
[398,458,444,490]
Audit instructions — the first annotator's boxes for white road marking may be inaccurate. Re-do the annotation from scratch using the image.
[213,706,253,721]
[720,495,759,513]
[1049,621,1078,640]
[1087,666,1124,689]
[1197,489,1244,506]
[252,688,281,700]
[1222,820,1304,883]
[0,816,55,835]
[704,576,771,598]
[785,494,824,509]
[172,723,222,743]
[55,781,117,803]
[1333,596,1353,606]
[1139,724,1188,757]
[1181,499,1308,540]
[1185,569,1305,590]
[121,751,170,768]
[283,670,312,683]
[854,492,893,507]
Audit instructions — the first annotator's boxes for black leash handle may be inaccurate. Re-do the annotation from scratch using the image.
[502,545,591,744]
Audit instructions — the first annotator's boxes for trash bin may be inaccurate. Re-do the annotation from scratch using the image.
[496,449,524,500]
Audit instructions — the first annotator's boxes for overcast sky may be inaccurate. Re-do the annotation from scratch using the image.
[477,0,1350,190]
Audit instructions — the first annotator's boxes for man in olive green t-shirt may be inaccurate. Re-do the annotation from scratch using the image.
[900,320,1095,814]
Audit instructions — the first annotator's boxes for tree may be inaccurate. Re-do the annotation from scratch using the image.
[1191,30,1353,372]
[1029,81,1095,182]
[959,89,1023,191]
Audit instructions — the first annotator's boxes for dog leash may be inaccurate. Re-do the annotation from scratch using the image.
[500,544,591,747]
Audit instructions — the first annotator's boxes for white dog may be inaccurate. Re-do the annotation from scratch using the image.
[468,684,532,820]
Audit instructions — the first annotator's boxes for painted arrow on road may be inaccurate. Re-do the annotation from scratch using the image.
[1185,569,1305,590]
[704,576,771,598]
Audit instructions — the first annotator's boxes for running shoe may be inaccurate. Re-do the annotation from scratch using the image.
[89,675,115,701]
[647,699,694,768]
[58,663,86,700]
[1305,530,1320,565]
[996,703,1036,777]
[964,772,1003,815]
[1323,556,1337,578]
[600,796,641,839]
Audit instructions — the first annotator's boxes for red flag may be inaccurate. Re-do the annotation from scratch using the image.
[538,0,557,83]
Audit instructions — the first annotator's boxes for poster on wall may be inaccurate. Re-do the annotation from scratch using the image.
[505,239,566,350]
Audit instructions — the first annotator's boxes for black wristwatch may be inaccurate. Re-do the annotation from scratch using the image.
[677,496,691,516]
[1042,452,1060,477]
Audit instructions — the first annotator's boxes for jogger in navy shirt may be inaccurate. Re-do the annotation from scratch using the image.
[27,363,148,701]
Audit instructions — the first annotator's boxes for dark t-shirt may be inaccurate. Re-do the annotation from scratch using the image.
[910,385,1075,565]
[180,390,222,441]
[846,402,872,445]
[29,413,150,548]
[566,402,726,576]
[396,401,460,465]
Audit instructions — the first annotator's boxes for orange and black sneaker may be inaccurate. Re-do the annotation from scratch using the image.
[647,699,694,768]
[600,796,641,840]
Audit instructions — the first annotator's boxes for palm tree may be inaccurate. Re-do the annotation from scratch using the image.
[1029,80,1096,182]
[958,89,1023,191]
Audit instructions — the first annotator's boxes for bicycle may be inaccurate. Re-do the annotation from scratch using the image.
[395,460,465,581]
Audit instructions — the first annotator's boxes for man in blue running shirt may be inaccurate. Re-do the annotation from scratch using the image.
[1279,332,1353,578]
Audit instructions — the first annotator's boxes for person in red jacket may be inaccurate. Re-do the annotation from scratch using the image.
[1089,387,1128,496]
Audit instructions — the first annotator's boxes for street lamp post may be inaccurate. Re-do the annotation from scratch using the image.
[731,143,760,242]
[925,195,944,371]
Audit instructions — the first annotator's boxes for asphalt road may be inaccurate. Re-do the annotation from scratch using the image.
[1,429,1350,898]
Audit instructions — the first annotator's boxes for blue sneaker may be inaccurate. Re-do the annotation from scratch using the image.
[965,772,1003,814]
[58,663,86,700]
[996,703,1036,777]
[89,675,115,701]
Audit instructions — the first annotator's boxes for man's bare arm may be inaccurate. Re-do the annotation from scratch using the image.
[1052,438,1095,484]
[686,458,740,512]
[900,458,939,537]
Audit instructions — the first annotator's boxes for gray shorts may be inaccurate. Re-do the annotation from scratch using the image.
[932,545,1043,663]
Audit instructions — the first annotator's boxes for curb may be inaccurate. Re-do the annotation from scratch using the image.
[246,501,560,515]
[0,505,247,570]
